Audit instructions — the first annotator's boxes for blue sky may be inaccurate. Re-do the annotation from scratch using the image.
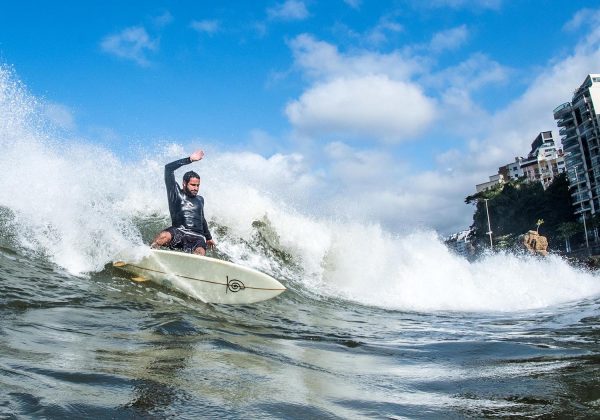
[1,0,600,234]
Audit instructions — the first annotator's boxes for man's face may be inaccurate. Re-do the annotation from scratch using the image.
[183,177,200,196]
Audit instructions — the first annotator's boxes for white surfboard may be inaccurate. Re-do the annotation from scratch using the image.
[113,249,286,304]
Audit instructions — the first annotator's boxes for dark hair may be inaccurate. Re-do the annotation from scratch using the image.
[183,171,200,183]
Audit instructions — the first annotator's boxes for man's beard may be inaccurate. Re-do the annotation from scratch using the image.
[184,186,197,196]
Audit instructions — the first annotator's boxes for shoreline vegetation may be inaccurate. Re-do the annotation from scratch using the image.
[451,173,600,268]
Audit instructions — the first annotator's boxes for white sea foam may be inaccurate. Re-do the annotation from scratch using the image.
[1,65,599,311]
[313,227,600,312]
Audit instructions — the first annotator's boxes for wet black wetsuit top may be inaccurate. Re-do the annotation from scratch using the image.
[164,157,212,240]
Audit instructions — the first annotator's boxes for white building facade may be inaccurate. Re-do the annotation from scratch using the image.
[475,131,564,194]
[475,174,504,193]
[518,131,565,189]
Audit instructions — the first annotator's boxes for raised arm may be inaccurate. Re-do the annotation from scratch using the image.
[164,150,205,186]
[190,150,205,162]
[164,150,205,222]
[165,157,191,187]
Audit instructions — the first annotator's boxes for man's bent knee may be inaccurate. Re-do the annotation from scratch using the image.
[152,231,172,248]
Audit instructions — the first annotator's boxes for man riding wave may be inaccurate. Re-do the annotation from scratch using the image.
[151,149,215,255]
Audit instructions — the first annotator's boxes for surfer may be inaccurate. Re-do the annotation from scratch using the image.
[151,150,216,255]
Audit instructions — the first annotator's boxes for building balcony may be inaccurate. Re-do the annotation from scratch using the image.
[569,175,587,187]
[572,192,590,204]
[573,93,587,106]
[556,117,575,127]
[581,108,592,119]
[574,206,593,215]
[567,127,579,136]
[554,102,572,117]
[562,140,580,151]
[559,126,577,136]
[564,147,581,157]
[581,122,594,134]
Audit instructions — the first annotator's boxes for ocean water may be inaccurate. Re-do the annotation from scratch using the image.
[2,67,600,418]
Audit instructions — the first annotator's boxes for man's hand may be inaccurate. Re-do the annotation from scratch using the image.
[206,239,216,249]
[190,150,205,162]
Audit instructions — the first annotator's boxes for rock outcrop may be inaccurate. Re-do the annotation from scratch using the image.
[522,230,548,256]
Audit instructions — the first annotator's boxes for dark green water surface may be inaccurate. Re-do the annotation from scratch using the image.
[1,246,600,419]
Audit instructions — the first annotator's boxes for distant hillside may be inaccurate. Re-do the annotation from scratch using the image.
[465,173,577,250]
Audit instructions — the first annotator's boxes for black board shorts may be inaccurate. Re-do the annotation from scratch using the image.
[164,227,207,253]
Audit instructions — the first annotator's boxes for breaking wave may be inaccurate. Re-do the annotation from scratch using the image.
[1,64,599,312]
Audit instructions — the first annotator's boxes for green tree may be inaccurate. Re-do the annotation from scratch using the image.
[557,222,581,253]
[466,174,576,251]
[589,213,600,242]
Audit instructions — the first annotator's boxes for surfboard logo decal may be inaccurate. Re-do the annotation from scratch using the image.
[226,276,245,293]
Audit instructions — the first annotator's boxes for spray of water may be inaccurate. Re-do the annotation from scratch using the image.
[1,65,599,312]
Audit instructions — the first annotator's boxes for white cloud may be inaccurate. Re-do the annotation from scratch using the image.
[43,102,76,131]
[563,8,600,31]
[191,19,220,35]
[289,34,343,78]
[325,141,408,182]
[330,17,403,48]
[246,129,281,155]
[286,75,436,143]
[429,53,508,91]
[286,34,433,143]
[364,17,404,46]
[429,25,469,52]
[289,34,423,80]
[267,0,309,21]
[565,8,600,48]
[424,53,509,134]
[211,151,321,205]
[281,9,600,235]
[311,141,474,233]
[338,167,482,234]
[100,26,158,66]
[406,14,600,232]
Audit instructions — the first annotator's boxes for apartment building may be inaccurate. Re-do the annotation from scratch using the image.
[554,74,600,219]
[475,174,504,193]
[499,131,565,187]
[476,131,564,194]
[517,131,565,188]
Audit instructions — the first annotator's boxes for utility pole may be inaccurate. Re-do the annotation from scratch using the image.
[484,198,493,250]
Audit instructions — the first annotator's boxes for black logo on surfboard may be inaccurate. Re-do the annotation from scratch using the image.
[226,276,245,293]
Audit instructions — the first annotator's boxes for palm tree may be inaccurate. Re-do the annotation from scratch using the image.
[536,219,544,234]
